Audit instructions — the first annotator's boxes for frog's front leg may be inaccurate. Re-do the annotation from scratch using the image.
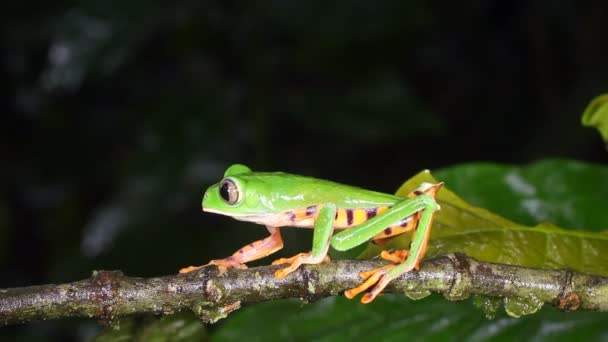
[179,226,284,273]
[272,203,336,279]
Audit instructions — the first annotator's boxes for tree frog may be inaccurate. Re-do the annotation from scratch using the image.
[180,164,442,303]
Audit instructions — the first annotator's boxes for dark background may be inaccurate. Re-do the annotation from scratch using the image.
[1,1,607,340]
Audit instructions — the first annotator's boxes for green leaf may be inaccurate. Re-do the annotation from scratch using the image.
[360,160,608,277]
[211,159,608,340]
[211,296,607,342]
[582,94,608,144]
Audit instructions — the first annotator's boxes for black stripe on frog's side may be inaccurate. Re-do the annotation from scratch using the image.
[346,209,354,226]
[306,205,317,216]
[286,211,296,222]
[365,208,377,220]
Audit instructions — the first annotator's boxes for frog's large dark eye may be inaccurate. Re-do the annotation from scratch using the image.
[219,178,240,205]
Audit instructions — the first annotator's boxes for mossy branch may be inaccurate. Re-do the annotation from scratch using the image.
[1,253,607,326]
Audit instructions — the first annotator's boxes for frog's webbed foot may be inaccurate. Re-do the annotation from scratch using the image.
[344,249,412,303]
[179,256,247,274]
[272,253,331,279]
[344,263,395,303]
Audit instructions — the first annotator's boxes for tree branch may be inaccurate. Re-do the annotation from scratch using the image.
[1,253,607,326]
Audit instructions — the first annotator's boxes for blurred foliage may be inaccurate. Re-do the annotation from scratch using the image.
[582,94,608,145]
[210,296,608,342]
[2,0,608,341]
[93,314,206,342]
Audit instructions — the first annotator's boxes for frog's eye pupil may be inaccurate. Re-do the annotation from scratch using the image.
[219,179,240,205]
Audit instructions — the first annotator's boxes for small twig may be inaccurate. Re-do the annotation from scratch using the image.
[1,254,606,326]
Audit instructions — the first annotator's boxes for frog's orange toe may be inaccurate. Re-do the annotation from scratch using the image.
[274,268,293,279]
[360,276,393,303]
[180,257,247,274]
[272,252,304,265]
[179,265,203,274]
[358,269,377,280]
[273,253,330,279]
[273,253,308,278]
[380,249,409,264]
[345,263,395,301]
[271,258,292,266]
[209,258,248,270]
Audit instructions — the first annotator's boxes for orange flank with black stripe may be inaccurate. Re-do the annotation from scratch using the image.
[333,207,388,228]
[371,213,418,245]
[283,205,319,227]
[282,204,414,242]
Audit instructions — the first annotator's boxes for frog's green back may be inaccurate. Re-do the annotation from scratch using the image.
[202,164,401,217]
[242,172,401,211]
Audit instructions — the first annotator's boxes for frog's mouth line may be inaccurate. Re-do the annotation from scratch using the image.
[203,207,286,226]
[202,207,255,217]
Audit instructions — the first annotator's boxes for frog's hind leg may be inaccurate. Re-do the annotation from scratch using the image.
[370,181,441,247]
[360,199,439,303]
[179,226,284,273]
[340,183,442,303]
[371,182,442,260]
[370,211,420,246]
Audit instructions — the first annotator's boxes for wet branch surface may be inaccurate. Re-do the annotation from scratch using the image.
[1,253,607,326]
